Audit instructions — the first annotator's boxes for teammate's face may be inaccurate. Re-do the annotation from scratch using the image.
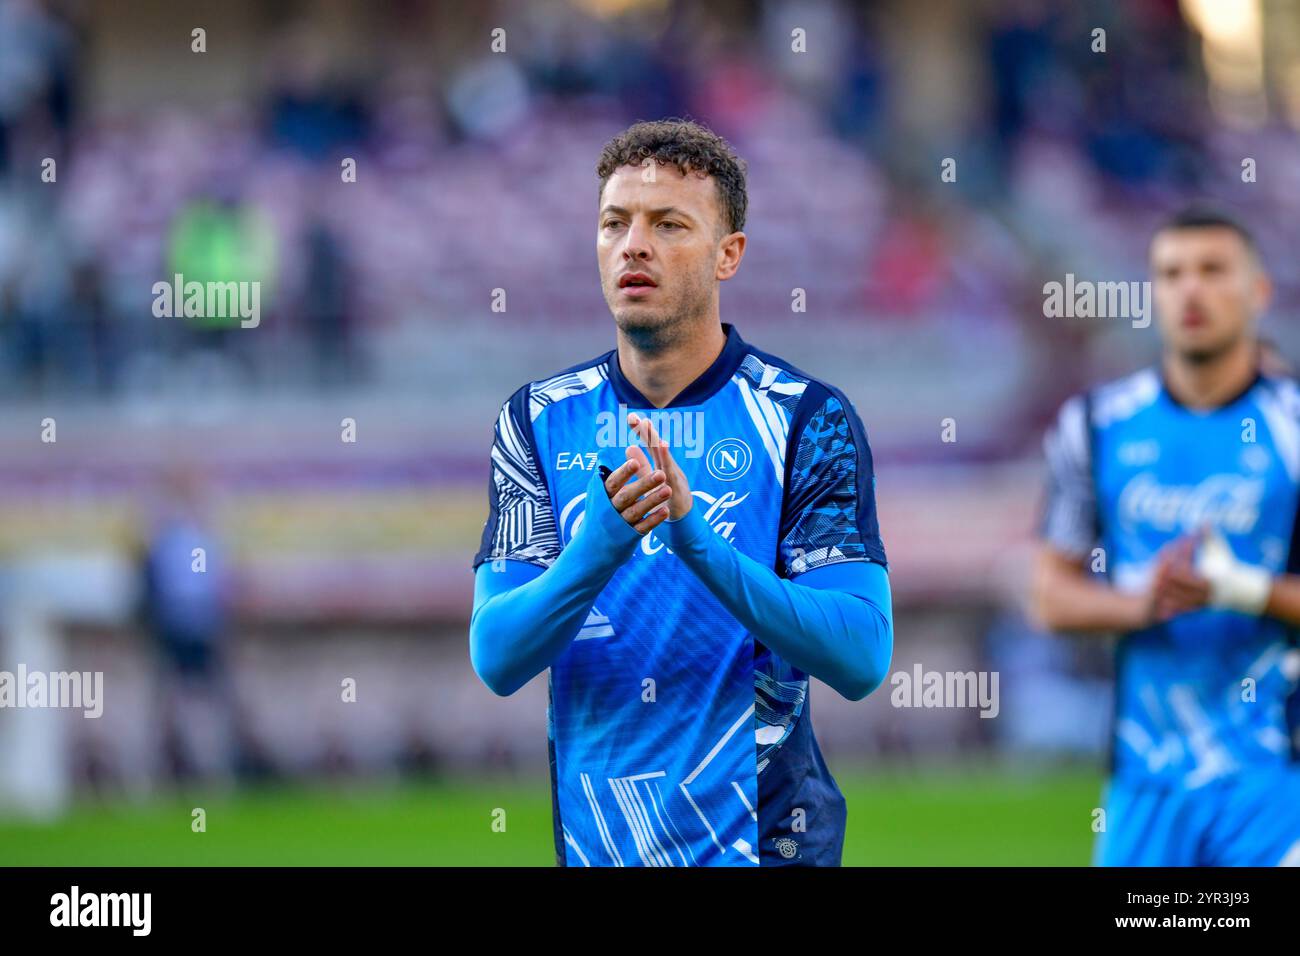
[597,163,742,348]
[1150,227,1269,362]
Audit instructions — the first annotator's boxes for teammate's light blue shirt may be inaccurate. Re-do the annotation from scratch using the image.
[1042,367,1300,787]
[472,323,888,866]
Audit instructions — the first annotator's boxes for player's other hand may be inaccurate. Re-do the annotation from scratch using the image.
[1146,534,1211,623]
[628,412,693,520]
[1193,526,1274,615]
[603,450,672,535]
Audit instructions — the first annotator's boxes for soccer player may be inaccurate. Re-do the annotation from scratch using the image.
[1034,207,1300,866]
[469,119,894,866]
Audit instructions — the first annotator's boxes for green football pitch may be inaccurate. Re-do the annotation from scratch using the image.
[0,764,1103,866]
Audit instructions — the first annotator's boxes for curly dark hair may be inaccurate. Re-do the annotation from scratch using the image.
[596,118,747,235]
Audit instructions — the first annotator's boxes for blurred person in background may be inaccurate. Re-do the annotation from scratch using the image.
[165,180,279,384]
[0,0,79,178]
[137,463,240,787]
[300,213,356,387]
[1033,207,1300,866]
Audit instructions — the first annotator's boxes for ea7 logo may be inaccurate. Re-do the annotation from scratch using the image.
[556,452,599,471]
[1117,440,1159,467]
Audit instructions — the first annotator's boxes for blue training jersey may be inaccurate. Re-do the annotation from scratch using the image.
[1041,366,1300,788]
[473,323,887,865]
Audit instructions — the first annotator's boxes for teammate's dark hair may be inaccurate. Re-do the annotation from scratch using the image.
[1155,204,1259,258]
[597,118,747,235]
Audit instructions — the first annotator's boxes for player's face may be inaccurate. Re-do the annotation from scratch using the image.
[597,163,735,347]
[1150,227,1269,362]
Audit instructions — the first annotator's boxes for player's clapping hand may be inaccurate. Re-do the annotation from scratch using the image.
[1146,534,1211,622]
[628,412,693,519]
[603,448,673,535]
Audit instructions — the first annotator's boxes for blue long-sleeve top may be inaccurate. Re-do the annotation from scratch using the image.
[470,468,894,700]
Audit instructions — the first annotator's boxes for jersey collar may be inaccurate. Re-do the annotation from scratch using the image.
[1158,365,1263,412]
[607,322,747,409]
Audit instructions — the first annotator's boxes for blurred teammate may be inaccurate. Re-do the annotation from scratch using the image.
[1034,207,1300,866]
[469,119,894,866]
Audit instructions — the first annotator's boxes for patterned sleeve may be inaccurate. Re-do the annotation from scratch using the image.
[777,383,887,578]
[1039,394,1098,558]
[472,385,561,570]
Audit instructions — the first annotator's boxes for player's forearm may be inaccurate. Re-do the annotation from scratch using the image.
[1263,574,1300,627]
[662,506,893,701]
[1031,560,1147,634]
[470,475,643,696]
[470,555,617,696]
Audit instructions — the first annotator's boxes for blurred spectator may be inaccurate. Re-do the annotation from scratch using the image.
[0,0,1294,455]
[0,0,79,177]
[138,464,239,785]
[265,25,367,161]
[301,216,356,386]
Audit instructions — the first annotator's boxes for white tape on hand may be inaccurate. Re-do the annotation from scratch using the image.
[1195,529,1272,616]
